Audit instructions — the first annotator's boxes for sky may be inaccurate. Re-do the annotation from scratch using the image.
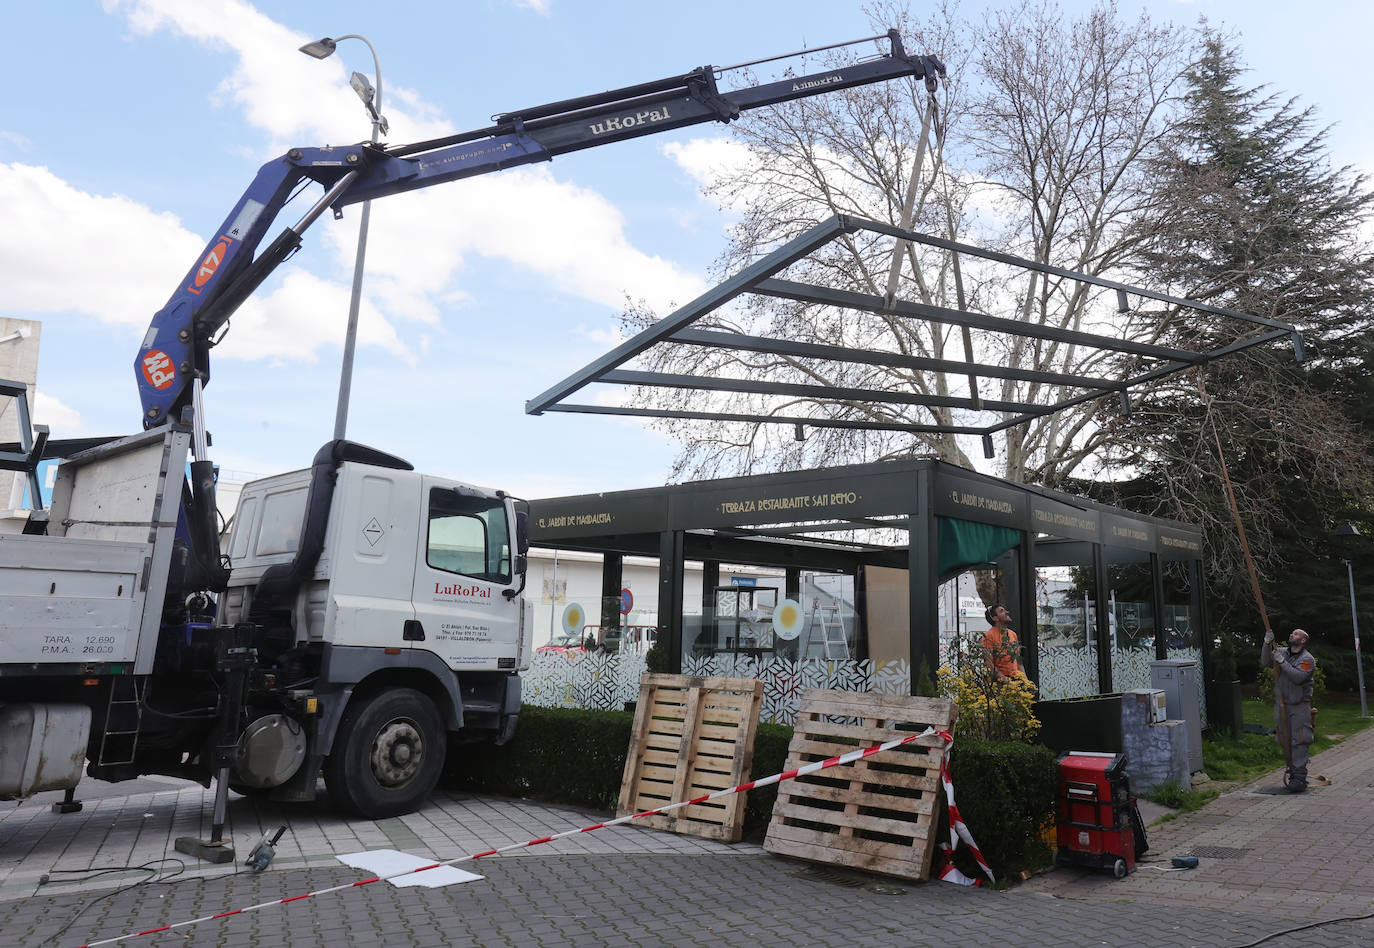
[2,0,1371,501]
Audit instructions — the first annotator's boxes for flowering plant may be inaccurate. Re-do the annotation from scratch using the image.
[938,633,1041,742]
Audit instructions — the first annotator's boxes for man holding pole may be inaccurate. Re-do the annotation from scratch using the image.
[1261,628,1316,793]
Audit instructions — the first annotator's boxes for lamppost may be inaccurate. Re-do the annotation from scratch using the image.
[299,34,389,441]
[1335,521,1368,718]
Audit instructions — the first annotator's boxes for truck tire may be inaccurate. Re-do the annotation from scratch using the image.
[324,688,446,819]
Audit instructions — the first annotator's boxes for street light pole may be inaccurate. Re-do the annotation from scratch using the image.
[1335,521,1369,718]
[299,34,388,442]
[1344,558,1368,718]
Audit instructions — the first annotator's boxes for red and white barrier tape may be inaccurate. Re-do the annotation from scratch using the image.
[78,725,979,947]
[936,753,996,886]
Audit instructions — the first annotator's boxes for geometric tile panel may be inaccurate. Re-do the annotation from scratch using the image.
[1036,645,1206,725]
[523,652,909,726]
[525,646,1206,727]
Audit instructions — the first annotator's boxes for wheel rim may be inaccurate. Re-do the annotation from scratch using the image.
[369,716,425,788]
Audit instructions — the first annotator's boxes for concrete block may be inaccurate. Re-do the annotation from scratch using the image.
[1122,689,1191,793]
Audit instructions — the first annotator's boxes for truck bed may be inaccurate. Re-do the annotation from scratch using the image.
[0,534,147,665]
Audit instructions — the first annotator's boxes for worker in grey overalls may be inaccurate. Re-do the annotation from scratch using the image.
[1261,628,1316,793]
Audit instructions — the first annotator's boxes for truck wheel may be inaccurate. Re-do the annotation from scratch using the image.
[325,688,446,819]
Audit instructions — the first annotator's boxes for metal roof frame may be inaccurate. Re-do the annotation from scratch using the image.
[525,214,1303,439]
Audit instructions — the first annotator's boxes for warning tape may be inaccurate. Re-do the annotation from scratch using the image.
[78,725,975,947]
[936,752,996,885]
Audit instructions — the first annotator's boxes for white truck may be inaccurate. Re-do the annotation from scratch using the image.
[0,34,936,840]
[0,421,531,822]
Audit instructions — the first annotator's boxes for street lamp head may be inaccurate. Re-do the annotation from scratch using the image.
[1336,521,1362,539]
[349,71,376,106]
[300,37,338,59]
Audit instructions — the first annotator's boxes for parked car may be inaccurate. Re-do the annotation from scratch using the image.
[536,632,586,655]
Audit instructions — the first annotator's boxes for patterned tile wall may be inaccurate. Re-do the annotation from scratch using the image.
[521,644,1206,727]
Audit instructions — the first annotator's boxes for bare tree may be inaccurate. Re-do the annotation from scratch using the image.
[967,1,1186,485]
[619,1,1188,487]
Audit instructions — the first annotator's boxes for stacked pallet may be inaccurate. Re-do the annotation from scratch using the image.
[764,689,956,881]
[617,674,764,842]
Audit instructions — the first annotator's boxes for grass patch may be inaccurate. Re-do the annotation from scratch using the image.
[1141,778,1217,814]
[1200,696,1374,787]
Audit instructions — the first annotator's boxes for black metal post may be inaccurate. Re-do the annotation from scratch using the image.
[1344,558,1369,718]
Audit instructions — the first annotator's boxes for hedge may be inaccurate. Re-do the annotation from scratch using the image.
[445,705,1057,880]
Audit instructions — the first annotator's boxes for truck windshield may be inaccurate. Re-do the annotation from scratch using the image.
[426,488,511,584]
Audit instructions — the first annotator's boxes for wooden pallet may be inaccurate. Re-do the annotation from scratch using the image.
[763,689,956,881]
[617,673,764,842]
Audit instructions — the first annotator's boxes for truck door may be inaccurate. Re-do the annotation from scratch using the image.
[410,481,521,671]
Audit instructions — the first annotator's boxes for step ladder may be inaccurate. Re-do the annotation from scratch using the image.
[98,676,145,769]
[804,602,850,660]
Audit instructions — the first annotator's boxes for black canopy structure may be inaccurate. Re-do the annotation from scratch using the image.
[528,457,1207,694]
[525,214,1302,444]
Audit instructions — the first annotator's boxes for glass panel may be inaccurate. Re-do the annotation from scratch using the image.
[1106,554,1156,693]
[254,489,304,556]
[937,572,988,669]
[1034,537,1099,699]
[1163,559,1206,726]
[427,488,510,583]
[799,572,854,661]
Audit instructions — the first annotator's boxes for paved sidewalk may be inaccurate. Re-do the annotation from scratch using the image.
[3,727,1373,946]
[1021,719,1374,924]
[0,778,757,904]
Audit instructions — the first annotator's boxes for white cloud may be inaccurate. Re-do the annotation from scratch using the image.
[212,269,409,364]
[662,138,754,196]
[580,325,623,346]
[105,0,453,148]
[0,163,202,326]
[85,0,705,359]
[323,165,706,316]
[0,131,32,152]
[32,392,83,432]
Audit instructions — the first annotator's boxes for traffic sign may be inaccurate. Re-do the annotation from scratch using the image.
[619,588,633,615]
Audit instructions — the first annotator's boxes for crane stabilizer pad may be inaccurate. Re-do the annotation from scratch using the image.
[174,835,236,864]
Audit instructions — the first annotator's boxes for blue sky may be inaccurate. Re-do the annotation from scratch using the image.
[3,0,1370,500]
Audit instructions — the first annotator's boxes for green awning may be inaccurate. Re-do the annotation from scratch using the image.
[937,516,1020,579]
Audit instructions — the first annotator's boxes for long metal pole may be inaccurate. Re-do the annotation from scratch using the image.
[334,170,374,440]
[332,35,384,442]
[1345,558,1368,718]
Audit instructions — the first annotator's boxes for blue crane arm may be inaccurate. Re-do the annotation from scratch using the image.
[136,31,942,427]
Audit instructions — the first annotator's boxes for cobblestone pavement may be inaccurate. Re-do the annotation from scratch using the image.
[3,726,1373,947]
[5,849,1373,948]
[1020,719,1374,929]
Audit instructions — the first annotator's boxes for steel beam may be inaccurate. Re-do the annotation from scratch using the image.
[669,328,1114,389]
[752,278,1205,364]
[526,217,852,415]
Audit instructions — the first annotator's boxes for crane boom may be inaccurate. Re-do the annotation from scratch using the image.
[135,30,941,427]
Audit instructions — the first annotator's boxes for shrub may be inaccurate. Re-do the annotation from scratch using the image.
[446,705,634,810]
[944,738,1057,879]
[644,638,670,674]
[938,633,1041,743]
[450,706,1057,881]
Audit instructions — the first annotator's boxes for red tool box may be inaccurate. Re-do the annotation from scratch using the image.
[1056,751,1148,878]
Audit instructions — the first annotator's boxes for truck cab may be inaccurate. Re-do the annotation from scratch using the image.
[223,462,533,672]
[211,446,533,817]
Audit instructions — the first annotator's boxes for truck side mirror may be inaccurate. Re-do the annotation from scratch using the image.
[515,509,530,555]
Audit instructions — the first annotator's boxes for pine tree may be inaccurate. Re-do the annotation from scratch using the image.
[1098,30,1374,659]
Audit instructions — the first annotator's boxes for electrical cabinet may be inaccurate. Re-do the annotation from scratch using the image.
[1150,659,1203,773]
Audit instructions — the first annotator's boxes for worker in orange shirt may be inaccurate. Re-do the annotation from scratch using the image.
[980,604,1024,681]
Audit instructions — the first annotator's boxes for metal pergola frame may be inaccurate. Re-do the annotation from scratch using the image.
[527,457,1208,689]
[525,214,1303,440]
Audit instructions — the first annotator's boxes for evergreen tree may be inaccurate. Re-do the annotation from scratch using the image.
[1097,29,1374,666]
